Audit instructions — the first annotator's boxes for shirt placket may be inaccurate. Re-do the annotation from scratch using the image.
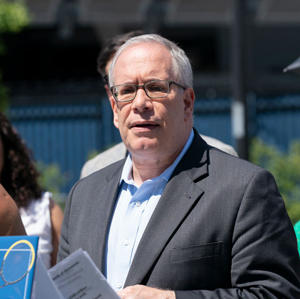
[114,185,147,288]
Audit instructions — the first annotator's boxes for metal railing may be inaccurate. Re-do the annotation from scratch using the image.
[9,94,300,194]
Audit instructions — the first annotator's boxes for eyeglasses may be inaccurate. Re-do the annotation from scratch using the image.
[110,79,186,103]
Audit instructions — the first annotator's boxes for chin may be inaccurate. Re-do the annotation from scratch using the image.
[128,139,160,155]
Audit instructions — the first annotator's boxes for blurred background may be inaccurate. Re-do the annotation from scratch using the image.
[0,0,300,222]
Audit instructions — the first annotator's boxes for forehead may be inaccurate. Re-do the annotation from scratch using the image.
[113,42,173,82]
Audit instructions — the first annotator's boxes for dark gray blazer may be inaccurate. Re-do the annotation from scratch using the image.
[58,131,300,298]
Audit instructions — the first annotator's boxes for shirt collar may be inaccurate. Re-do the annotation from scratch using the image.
[120,129,194,185]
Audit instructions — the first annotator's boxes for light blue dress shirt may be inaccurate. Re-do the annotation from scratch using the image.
[106,130,194,291]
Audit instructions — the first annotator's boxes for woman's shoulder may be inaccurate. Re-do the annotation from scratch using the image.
[19,192,52,222]
[0,184,26,235]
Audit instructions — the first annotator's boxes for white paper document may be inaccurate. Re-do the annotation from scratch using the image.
[48,249,120,299]
[32,256,64,299]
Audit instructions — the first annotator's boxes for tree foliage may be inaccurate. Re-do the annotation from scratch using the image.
[36,162,68,209]
[0,0,29,34]
[0,0,29,111]
[250,138,300,224]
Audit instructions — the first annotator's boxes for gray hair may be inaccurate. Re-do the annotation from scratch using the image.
[108,34,193,88]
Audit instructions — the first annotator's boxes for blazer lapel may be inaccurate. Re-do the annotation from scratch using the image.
[94,161,124,273]
[124,132,209,286]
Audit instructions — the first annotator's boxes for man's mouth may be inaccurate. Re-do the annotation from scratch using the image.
[130,122,160,129]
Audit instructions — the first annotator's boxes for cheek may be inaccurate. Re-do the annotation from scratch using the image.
[113,104,127,130]
[114,107,129,132]
[112,111,119,129]
[166,101,185,123]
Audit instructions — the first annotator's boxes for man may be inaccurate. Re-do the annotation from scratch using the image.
[80,32,237,178]
[0,184,26,235]
[59,34,300,298]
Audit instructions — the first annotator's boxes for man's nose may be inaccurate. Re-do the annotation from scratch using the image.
[131,88,153,111]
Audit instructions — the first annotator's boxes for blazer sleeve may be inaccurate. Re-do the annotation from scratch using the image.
[175,169,300,299]
[57,181,78,262]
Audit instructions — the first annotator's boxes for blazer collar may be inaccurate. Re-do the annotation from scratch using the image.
[171,128,209,182]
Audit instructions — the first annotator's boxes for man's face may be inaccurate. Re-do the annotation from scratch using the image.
[109,42,194,163]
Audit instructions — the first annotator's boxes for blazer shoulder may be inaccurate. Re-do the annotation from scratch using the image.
[80,142,126,178]
[201,134,238,157]
[81,157,124,181]
[65,158,124,213]
[208,145,272,184]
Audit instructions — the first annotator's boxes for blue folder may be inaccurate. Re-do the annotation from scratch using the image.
[0,235,39,299]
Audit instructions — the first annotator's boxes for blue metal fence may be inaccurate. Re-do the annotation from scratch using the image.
[9,94,300,194]
[10,100,120,193]
[194,98,234,146]
[254,95,300,151]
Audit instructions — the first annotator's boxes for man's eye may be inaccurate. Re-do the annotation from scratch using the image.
[147,83,167,93]
[120,86,135,95]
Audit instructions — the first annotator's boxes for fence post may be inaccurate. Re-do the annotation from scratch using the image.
[231,0,249,159]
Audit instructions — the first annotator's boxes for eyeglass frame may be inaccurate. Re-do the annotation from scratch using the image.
[110,79,187,103]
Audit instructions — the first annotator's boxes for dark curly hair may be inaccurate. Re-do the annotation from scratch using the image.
[0,112,42,208]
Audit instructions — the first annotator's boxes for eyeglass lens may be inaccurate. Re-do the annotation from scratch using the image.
[112,80,170,102]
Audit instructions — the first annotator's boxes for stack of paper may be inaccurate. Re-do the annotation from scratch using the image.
[48,249,119,299]
[33,248,119,299]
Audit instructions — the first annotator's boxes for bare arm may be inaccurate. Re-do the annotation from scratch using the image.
[49,198,64,266]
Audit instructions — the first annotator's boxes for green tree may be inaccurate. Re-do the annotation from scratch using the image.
[0,0,29,34]
[0,0,29,111]
[36,162,68,210]
[250,138,300,224]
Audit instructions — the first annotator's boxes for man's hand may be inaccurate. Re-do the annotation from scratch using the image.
[118,285,175,299]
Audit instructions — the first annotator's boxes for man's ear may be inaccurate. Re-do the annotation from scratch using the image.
[183,87,195,121]
[108,95,119,129]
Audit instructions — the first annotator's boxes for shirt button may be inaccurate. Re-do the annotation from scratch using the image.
[123,240,129,246]
[116,283,122,290]
[135,202,141,207]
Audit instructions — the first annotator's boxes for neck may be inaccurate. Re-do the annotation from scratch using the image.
[131,161,164,186]
[131,146,183,186]
[129,127,193,186]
